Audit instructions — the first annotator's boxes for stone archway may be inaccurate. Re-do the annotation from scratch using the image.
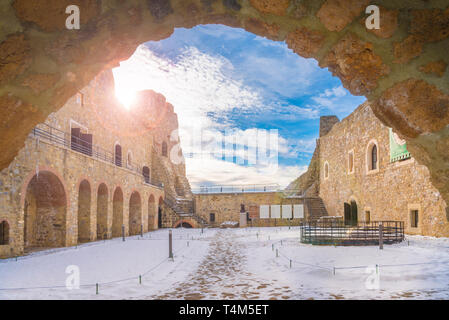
[23,171,67,250]
[129,191,142,235]
[77,179,91,243]
[173,219,196,229]
[112,187,124,238]
[96,183,108,240]
[1,1,449,212]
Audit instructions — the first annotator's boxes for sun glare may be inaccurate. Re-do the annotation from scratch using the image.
[115,86,136,109]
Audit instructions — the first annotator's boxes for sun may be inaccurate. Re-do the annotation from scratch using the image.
[115,86,137,109]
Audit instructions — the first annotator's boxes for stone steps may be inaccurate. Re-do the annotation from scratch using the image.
[306,197,328,221]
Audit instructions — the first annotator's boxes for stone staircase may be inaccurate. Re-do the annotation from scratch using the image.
[163,194,209,228]
[306,197,328,221]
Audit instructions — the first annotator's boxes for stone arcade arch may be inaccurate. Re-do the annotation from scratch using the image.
[129,191,142,235]
[96,183,108,240]
[23,171,67,250]
[112,187,124,238]
[148,194,156,231]
[1,1,449,218]
[174,221,193,228]
[77,180,91,243]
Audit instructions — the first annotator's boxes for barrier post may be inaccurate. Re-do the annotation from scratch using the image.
[169,230,173,260]
[139,275,142,284]
[122,224,125,242]
[141,224,143,237]
[96,283,99,295]
[290,260,292,269]
[276,249,279,258]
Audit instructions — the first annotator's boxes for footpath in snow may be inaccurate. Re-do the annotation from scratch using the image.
[1,227,449,299]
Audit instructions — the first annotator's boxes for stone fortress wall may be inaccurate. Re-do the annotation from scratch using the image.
[194,192,302,227]
[319,102,448,237]
[0,70,191,258]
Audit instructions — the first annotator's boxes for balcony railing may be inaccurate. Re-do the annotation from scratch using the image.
[192,183,281,194]
[31,123,163,188]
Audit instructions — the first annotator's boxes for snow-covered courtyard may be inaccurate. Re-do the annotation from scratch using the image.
[1,227,449,300]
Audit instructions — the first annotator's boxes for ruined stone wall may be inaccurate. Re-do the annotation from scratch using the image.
[319,103,448,237]
[0,70,195,258]
[194,192,306,227]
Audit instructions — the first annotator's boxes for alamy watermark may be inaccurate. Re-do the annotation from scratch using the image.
[65,5,381,31]
[365,265,380,290]
[65,265,80,290]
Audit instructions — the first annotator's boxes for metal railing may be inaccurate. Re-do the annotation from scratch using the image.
[31,123,163,188]
[300,220,404,246]
[192,183,281,194]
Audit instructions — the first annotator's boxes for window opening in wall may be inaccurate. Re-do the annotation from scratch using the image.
[365,211,370,224]
[348,151,354,174]
[162,142,168,157]
[0,221,9,245]
[71,127,92,156]
[411,210,419,228]
[115,144,122,167]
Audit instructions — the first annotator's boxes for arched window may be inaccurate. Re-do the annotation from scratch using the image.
[0,221,9,245]
[366,140,379,172]
[162,142,168,157]
[348,150,354,174]
[142,166,150,184]
[115,144,122,167]
[324,161,329,179]
[127,151,133,169]
[371,145,377,170]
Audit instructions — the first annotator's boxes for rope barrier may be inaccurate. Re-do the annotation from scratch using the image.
[272,241,448,274]
[0,236,193,292]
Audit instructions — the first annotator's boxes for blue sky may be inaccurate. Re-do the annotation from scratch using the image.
[113,24,365,188]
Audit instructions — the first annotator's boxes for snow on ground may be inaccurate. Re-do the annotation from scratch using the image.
[1,227,449,300]
[0,228,215,300]
[243,227,449,299]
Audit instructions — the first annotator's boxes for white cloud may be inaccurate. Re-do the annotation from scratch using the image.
[310,85,351,112]
[323,85,346,98]
[113,45,262,125]
[186,156,307,189]
[113,44,308,187]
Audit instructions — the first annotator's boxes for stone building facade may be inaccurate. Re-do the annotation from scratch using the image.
[318,103,448,237]
[194,191,323,227]
[0,70,191,258]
